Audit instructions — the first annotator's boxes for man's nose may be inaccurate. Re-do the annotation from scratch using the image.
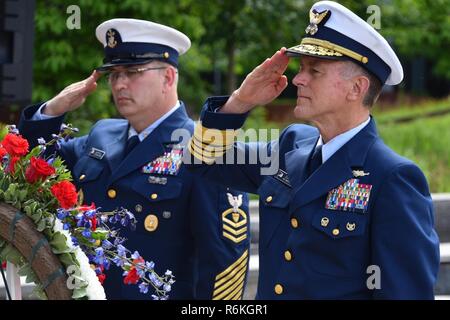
[292,71,308,87]
[111,73,129,90]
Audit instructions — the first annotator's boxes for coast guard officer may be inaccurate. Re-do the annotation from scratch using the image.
[186,1,440,299]
[19,19,250,300]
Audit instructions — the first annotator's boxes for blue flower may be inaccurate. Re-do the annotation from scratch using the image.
[146,261,155,270]
[138,282,149,294]
[163,284,172,292]
[82,229,91,238]
[63,223,71,230]
[85,209,96,219]
[71,236,79,246]
[57,209,67,220]
[112,256,124,267]
[117,244,127,257]
[131,251,140,260]
[102,239,113,249]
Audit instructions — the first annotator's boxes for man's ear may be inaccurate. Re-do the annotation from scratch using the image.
[347,75,370,103]
[163,67,176,89]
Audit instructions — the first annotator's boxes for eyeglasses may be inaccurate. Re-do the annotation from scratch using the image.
[103,66,167,83]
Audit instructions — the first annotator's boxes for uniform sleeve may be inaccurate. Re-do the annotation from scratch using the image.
[18,103,88,171]
[185,96,276,194]
[370,163,440,299]
[189,176,251,300]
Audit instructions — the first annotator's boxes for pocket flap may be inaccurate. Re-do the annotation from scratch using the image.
[73,158,104,183]
[258,177,291,208]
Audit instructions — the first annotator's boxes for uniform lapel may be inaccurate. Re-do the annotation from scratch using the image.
[284,135,318,190]
[105,122,129,172]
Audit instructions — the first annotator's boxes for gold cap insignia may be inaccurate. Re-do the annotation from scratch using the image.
[107,29,117,48]
[305,9,330,35]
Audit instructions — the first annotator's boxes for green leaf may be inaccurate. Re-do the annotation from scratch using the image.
[58,252,79,268]
[36,218,47,232]
[0,125,8,141]
[91,230,109,241]
[0,244,25,266]
[31,284,48,300]
[72,287,88,300]
[49,232,72,254]
[17,263,39,283]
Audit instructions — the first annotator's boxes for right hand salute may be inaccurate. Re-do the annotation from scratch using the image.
[43,71,101,116]
[220,47,290,114]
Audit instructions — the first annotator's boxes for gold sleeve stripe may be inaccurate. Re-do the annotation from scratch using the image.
[214,257,247,290]
[191,138,227,158]
[230,284,244,300]
[220,276,245,300]
[189,140,216,164]
[213,268,247,300]
[212,250,249,300]
[192,136,229,153]
[215,249,248,281]
[194,123,236,146]
[226,281,245,300]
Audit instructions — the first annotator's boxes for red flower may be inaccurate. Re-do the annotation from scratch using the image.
[0,146,7,159]
[25,157,56,184]
[8,156,20,174]
[79,203,96,212]
[1,133,29,157]
[97,273,106,284]
[123,267,140,285]
[50,181,78,209]
[1,261,6,270]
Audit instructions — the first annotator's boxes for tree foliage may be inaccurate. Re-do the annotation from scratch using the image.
[33,0,449,133]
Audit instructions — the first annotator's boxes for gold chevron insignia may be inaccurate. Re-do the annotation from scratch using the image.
[222,193,248,244]
[212,249,249,300]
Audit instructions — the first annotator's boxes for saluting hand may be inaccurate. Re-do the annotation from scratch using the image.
[220,48,290,114]
[44,71,102,116]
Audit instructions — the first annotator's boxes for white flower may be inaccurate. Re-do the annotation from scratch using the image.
[53,219,106,300]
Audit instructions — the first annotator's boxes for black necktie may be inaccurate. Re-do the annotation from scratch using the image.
[124,135,140,156]
[307,144,323,177]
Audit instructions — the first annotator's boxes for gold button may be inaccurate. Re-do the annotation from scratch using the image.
[150,193,158,200]
[290,218,299,229]
[284,250,292,261]
[107,189,117,199]
[79,174,86,181]
[332,228,340,236]
[266,196,273,203]
[144,214,159,232]
[274,284,283,295]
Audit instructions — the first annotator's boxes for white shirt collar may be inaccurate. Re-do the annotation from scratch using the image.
[316,117,370,163]
[128,101,181,141]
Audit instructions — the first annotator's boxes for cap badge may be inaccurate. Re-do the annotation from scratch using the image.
[305,9,330,35]
[107,29,118,48]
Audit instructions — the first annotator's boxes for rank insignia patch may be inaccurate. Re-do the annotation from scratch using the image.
[142,145,183,175]
[222,193,248,244]
[325,178,372,213]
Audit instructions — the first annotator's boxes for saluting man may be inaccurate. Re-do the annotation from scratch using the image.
[186,1,440,299]
[19,19,250,300]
